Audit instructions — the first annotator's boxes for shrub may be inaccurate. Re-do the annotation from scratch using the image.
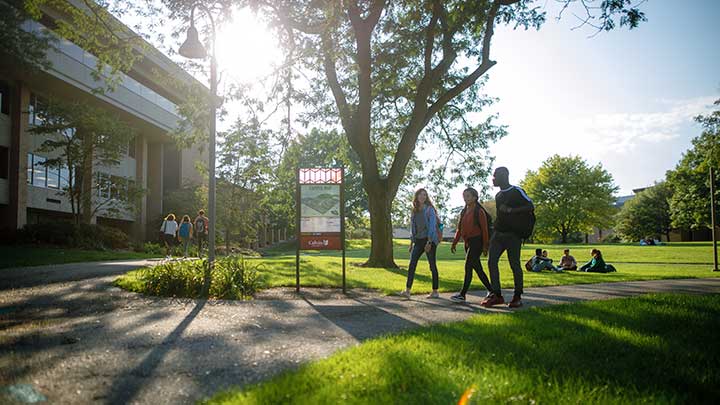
[139,259,206,298]
[136,255,264,299]
[211,255,262,299]
[16,223,130,250]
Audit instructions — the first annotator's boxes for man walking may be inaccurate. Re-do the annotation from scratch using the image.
[194,209,209,257]
[483,167,535,308]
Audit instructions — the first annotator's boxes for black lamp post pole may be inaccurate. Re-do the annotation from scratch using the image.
[711,167,718,272]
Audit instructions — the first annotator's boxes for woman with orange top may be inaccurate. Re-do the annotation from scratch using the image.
[450,188,492,303]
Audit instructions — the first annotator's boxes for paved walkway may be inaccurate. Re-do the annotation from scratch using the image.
[1,261,719,404]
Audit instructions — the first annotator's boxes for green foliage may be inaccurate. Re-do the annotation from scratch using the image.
[1,1,55,71]
[162,186,207,224]
[205,294,718,404]
[122,256,263,299]
[666,99,720,230]
[216,117,273,248]
[233,0,647,266]
[521,155,618,243]
[615,183,673,241]
[28,96,139,223]
[16,222,130,250]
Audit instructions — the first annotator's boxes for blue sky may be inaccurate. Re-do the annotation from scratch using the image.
[481,0,720,199]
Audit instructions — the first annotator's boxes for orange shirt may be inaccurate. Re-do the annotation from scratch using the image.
[452,203,490,248]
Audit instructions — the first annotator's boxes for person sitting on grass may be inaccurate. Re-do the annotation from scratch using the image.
[559,248,577,271]
[527,248,563,272]
[580,249,616,273]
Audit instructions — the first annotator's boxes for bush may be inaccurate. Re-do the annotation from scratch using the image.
[210,255,262,299]
[135,255,264,299]
[16,222,130,250]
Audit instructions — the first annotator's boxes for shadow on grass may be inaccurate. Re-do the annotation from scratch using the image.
[207,294,720,404]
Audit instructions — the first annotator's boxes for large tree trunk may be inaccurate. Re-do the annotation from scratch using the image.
[364,183,397,268]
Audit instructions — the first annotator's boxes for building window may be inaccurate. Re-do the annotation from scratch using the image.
[97,172,110,199]
[27,153,33,184]
[59,166,71,189]
[28,93,47,125]
[0,146,8,179]
[31,155,47,187]
[47,164,59,189]
[0,81,9,116]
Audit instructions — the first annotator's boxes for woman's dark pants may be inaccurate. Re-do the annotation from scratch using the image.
[406,238,439,290]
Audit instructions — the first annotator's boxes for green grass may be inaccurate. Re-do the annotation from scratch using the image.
[117,240,720,296]
[204,293,720,404]
[0,245,158,269]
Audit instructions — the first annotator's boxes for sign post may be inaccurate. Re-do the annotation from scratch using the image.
[296,168,346,292]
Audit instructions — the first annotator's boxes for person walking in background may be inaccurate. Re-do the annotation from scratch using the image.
[485,167,535,308]
[178,215,194,258]
[160,213,178,259]
[194,209,209,257]
[400,188,441,299]
[450,188,493,304]
[559,248,578,270]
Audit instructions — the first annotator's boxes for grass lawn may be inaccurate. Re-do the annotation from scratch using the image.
[0,245,159,269]
[204,293,720,404]
[117,240,720,295]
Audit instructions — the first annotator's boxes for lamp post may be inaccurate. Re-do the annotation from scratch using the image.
[179,5,217,271]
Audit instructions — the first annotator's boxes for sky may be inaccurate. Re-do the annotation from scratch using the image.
[481,0,720,199]
[142,1,720,208]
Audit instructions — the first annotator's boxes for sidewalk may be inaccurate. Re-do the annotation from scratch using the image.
[1,260,719,404]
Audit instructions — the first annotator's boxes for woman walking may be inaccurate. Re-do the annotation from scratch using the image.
[399,188,441,299]
[178,215,194,258]
[160,213,178,259]
[450,188,493,303]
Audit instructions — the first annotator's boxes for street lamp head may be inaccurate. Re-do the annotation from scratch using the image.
[179,23,207,59]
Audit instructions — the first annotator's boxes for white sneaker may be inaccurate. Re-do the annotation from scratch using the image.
[426,291,439,299]
[399,290,411,299]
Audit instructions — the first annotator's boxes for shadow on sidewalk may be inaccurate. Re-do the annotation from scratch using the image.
[105,299,206,404]
[304,297,420,341]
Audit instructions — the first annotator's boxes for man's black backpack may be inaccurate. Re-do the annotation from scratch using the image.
[515,209,536,239]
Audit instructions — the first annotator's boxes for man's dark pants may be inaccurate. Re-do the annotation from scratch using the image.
[488,231,524,297]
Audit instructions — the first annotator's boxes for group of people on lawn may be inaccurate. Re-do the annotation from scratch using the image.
[401,166,615,308]
[159,210,210,258]
[525,248,615,273]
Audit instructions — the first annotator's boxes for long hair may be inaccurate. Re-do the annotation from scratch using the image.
[182,215,191,223]
[412,188,435,213]
[457,187,480,231]
[165,213,175,221]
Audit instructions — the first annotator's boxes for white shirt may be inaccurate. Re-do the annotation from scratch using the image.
[161,220,178,235]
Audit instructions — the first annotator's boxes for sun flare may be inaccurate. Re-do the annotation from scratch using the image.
[215,8,282,84]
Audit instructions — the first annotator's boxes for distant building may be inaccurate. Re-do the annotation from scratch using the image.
[0,1,206,241]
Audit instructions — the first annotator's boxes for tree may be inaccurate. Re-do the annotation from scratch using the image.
[216,117,273,250]
[615,182,673,242]
[28,97,140,223]
[229,0,646,267]
[0,0,55,71]
[666,99,720,231]
[521,155,618,243]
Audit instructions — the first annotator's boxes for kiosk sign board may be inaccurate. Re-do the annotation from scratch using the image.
[300,184,341,234]
[296,168,346,292]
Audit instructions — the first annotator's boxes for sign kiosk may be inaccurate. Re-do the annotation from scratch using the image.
[296,168,346,292]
